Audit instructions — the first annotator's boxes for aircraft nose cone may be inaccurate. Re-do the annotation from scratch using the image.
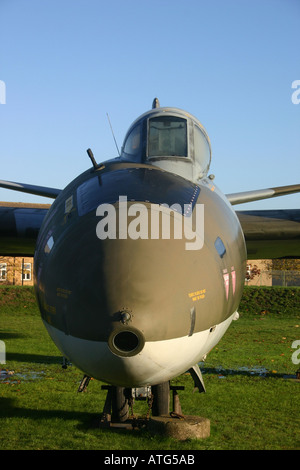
[108,326,145,357]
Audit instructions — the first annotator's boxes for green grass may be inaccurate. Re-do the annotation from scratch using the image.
[0,286,300,450]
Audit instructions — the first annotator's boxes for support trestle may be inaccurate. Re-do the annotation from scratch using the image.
[97,383,187,429]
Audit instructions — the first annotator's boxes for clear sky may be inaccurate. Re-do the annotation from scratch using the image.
[0,0,299,210]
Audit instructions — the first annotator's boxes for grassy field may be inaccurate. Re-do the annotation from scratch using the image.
[0,286,299,451]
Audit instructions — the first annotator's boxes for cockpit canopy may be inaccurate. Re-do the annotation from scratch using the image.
[120,103,211,182]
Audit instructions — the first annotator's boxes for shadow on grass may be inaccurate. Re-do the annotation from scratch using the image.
[0,397,97,427]
[0,331,27,340]
[0,397,139,437]
[6,352,63,365]
[0,397,163,445]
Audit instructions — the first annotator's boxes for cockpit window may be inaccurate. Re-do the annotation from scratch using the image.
[148,116,187,158]
[122,123,142,160]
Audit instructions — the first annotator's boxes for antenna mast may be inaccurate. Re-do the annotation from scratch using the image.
[106,113,120,156]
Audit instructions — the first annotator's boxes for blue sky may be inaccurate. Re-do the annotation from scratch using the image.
[0,0,299,209]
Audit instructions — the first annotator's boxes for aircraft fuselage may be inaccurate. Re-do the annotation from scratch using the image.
[34,160,246,387]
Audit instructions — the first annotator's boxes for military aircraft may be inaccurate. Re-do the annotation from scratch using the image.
[1,99,300,421]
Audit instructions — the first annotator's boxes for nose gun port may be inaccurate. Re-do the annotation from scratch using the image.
[108,327,145,357]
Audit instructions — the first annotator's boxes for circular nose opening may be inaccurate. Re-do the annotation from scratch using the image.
[113,331,139,353]
[108,328,145,357]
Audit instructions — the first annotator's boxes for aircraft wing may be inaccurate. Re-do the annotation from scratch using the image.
[226,183,300,205]
[0,202,50,256]
[236,209,300,259]
[1,205,298,260]
[0,181,299,259]
[0,179,61,199]
[0,179,59,256]
[227,183,300,259]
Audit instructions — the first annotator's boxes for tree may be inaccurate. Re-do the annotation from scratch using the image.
[245,264,261,282]
[262,259,300,287]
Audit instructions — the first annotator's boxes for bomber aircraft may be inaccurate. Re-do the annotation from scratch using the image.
[1,99,300,421]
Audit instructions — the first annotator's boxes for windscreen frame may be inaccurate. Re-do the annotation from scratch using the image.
[146,115,190,161]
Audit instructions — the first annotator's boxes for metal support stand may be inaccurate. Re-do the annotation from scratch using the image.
[170,385,184,416]
[100,385,113,425]
[96,382,210,439]
[98,385,141,429]
[148,384,210,440]
[77,375,91,393]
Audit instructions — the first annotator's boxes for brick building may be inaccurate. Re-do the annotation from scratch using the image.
[0,256,33,286]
